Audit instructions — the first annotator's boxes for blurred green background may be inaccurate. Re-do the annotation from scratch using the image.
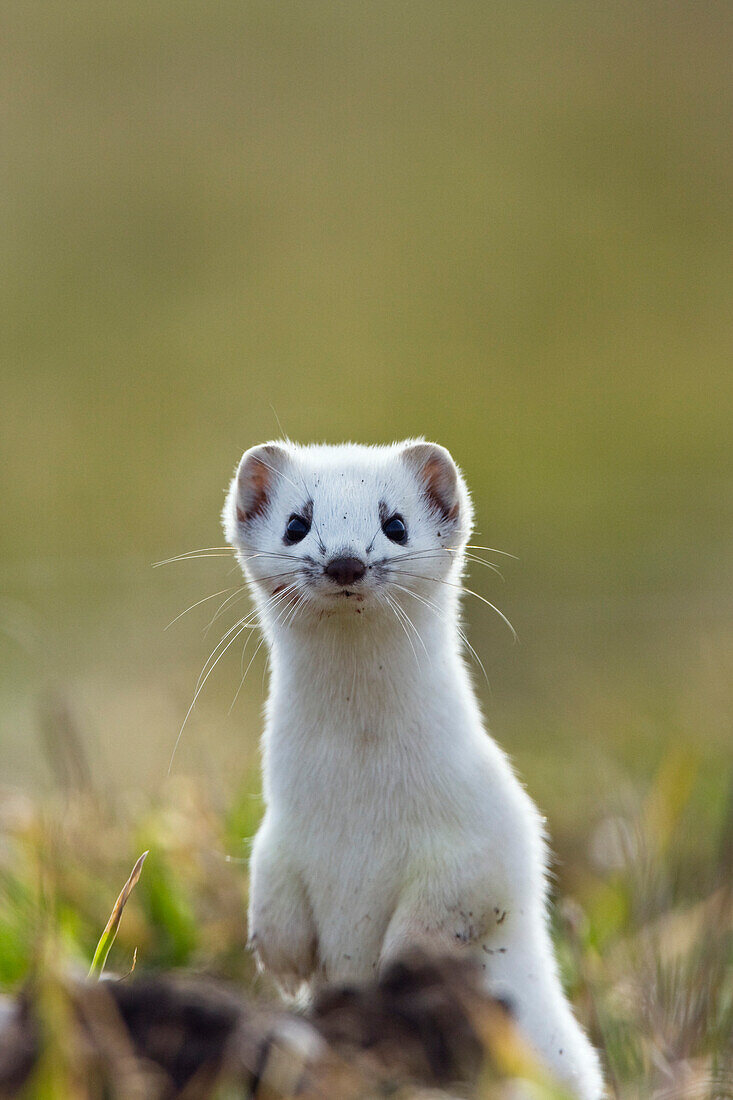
[2,2,732,858]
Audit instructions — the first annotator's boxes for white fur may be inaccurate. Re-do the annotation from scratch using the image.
[223,440,604,1099]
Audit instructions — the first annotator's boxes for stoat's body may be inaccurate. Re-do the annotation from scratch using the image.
[223,440,603,1099]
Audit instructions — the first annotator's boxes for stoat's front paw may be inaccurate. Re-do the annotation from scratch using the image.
[249,916,317,996]
[248,822,318,995]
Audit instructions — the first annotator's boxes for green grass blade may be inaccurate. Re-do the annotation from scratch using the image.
[88,850,148,980]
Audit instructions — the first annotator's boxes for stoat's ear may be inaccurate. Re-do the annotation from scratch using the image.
[228,443,289,531]
[400,441,463,525]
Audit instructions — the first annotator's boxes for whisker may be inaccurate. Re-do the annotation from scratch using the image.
[209,567,303,630]
[183,584,292,758]
[378,591,405,651]
[268,404,288,440]
[167,615,253,775]
[393,600,431,664]
[251,456,302,496]
[391,592,431,663]
[389,569,517,642]
[381,591,422,670]
[195,610,260,692]
[241,549,301,564]
[366,515,388,555]
[389,580,488,683]
[447,550,504,579]
[204,569,303,635]
[164,586,238,630]
[398,584,490,688]
[228,633,269,716]
[464,544,518,559]
[457,586,517,642]
[237,586,291,680]
[155,545,300,569]
[281,584,306,631]
[454,625,490,687]
[154,551,234,567]
[195,581,294,692]
[227,585,298,714]
[204,585,250,634]
[391,547,504,578]
[254,569,307,584]
[394,545,500,566]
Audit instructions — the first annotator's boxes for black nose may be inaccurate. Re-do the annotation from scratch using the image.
[324,556,366,586]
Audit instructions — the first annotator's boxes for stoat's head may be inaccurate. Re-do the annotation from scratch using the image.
[223,440,473,623]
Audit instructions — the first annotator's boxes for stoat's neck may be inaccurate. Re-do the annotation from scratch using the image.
[259,590,485,817]
[264,591,469,719]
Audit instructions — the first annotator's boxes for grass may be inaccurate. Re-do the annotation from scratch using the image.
[87,849,147,980]
[1,711,730,1097]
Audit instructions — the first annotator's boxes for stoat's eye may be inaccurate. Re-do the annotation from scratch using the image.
[382,514,407,544]
[284,514,310,543]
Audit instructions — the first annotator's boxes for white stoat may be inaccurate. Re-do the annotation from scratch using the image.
[223,439,603,1099]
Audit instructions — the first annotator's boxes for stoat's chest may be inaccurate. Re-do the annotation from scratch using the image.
[271,734,463,982]
[265,678,467,829]
[260,640,527,983]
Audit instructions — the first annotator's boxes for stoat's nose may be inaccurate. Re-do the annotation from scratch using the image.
[324,556,366,586]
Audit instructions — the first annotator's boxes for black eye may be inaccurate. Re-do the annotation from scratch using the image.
[382,514,407,544]
[284,514,310,543]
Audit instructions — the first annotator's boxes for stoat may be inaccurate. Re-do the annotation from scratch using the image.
[223,439,603,1099]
